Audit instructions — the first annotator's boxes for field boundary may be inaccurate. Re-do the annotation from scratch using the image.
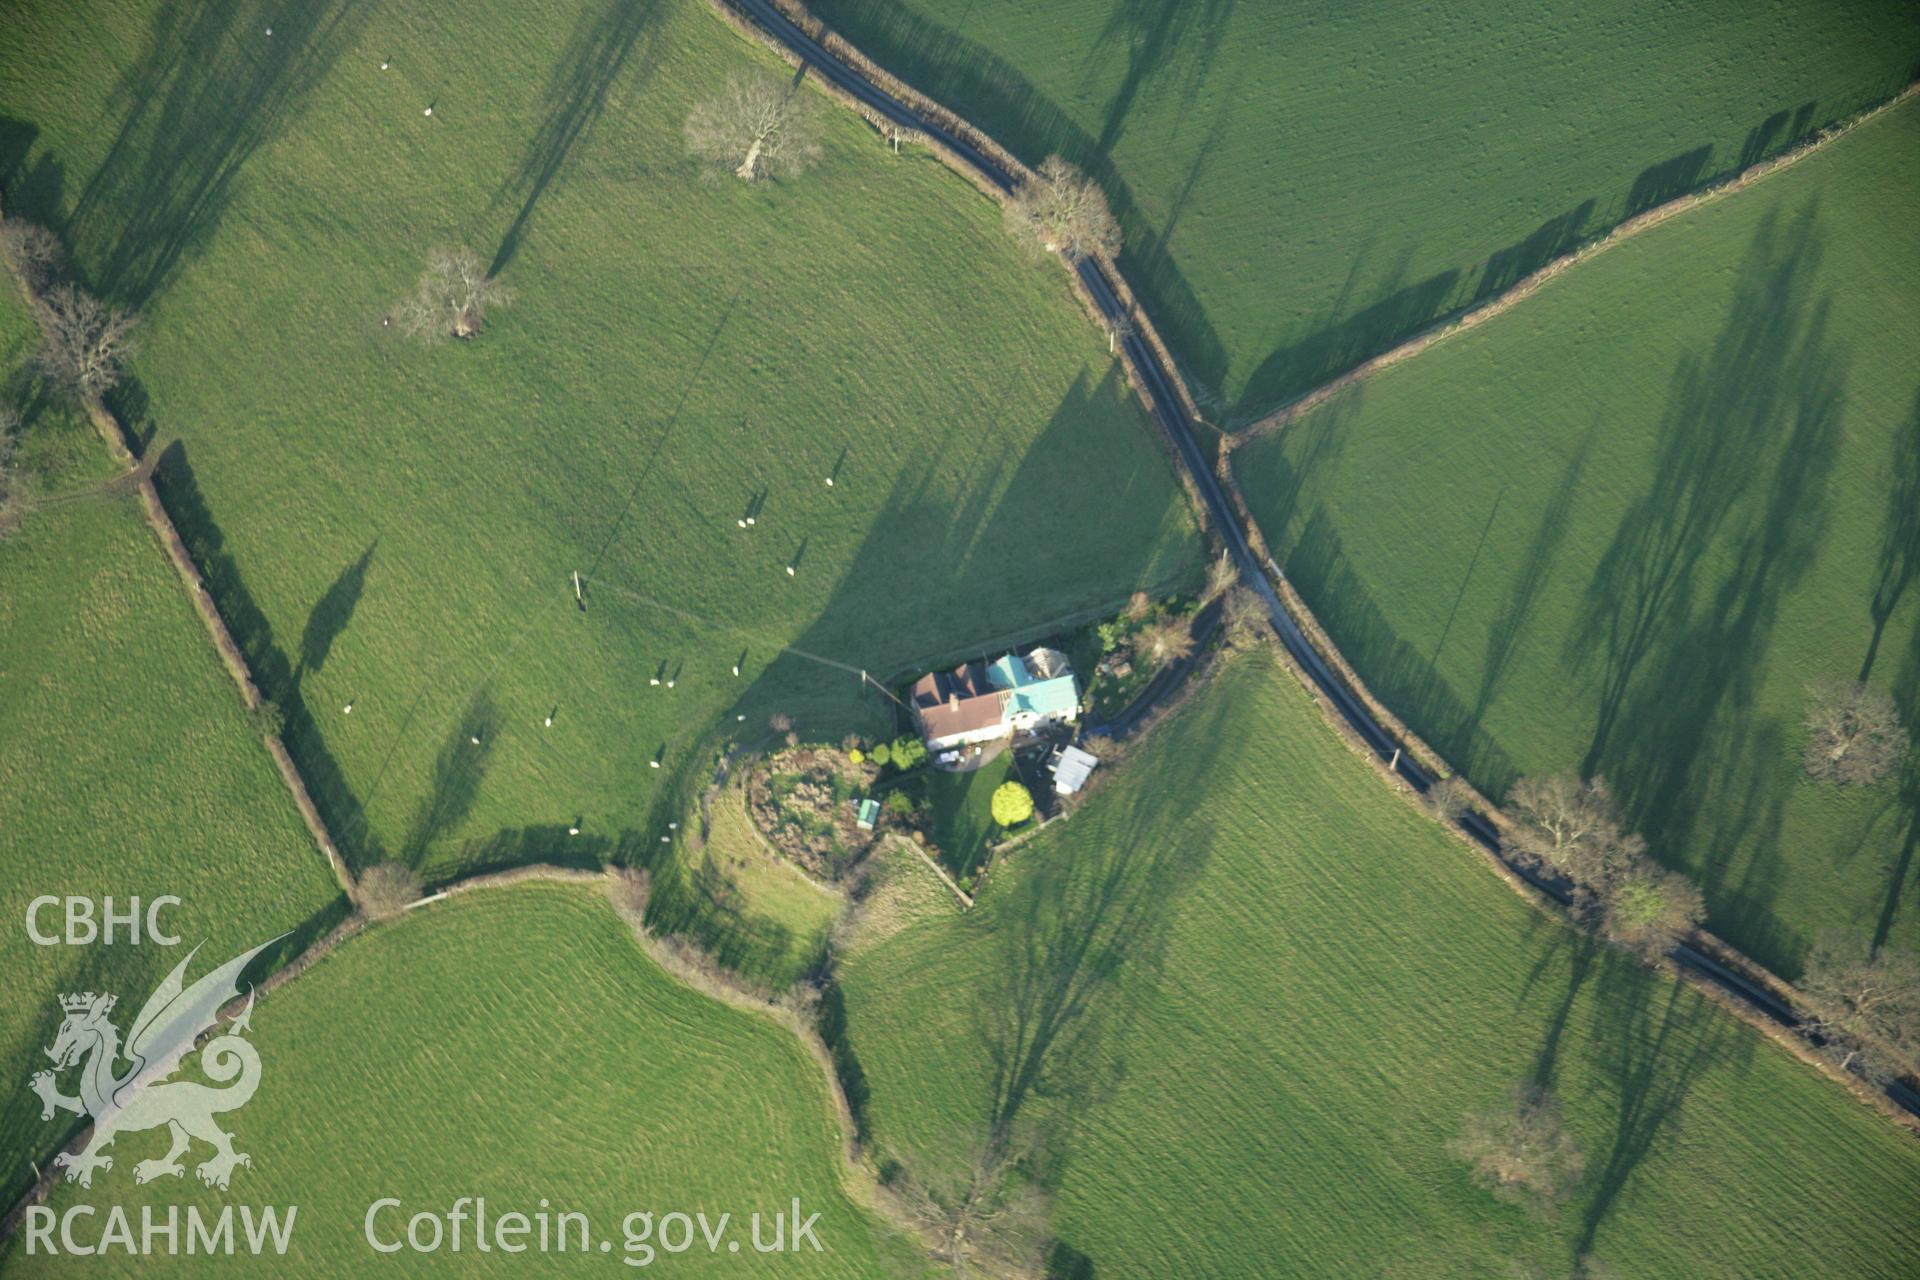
[706,4,1920,1133]
[1229,82,1920,444]
[0,198,357,905]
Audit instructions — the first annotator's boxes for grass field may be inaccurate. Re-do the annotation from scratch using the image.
[0,286,343,1209]
[837,652,1920,1279]
[806,0,1920,422]
[3,883,925,1276]
[1234,98,1920,977]
[0,0,1202,893]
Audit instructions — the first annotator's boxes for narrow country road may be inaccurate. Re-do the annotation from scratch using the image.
[722,0,1920,1122]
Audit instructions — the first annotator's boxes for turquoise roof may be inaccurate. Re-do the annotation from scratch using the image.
[1008,676,1078,720]
[985,652,1078,722]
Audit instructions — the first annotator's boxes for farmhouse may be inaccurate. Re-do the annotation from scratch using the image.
[910,647,1080,752]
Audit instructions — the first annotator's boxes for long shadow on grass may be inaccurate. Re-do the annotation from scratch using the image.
[1085,0,1236,156]
[1572,958,1747,1260]
[488,0,663,276]
[1869,637,1920,951]
[1860,388,1920,682]
[1571,204,1844,971]
[151,440,383,868]
[297,540,375,679]
[56,0,368,307]
[399,690,500,872]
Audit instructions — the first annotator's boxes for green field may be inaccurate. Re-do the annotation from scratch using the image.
[0,0,1202,889]
[838,652,1920,1279]
[807,0,1920,421]
[0,288,343,1208]
[4,883,924,1276]
[1235,99,1920,977]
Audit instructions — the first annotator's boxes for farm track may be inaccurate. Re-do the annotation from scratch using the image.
[719,0,1920,1125]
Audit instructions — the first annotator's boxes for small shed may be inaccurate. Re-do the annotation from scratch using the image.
[855,798,881,830]
[1051,745,1098,796]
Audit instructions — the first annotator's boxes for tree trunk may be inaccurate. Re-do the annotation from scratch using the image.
[736,136,765,181]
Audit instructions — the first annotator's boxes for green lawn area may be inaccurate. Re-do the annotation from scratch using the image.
[806,0,1920,421]
[3,883,926,1276]
[0,281,343,1208]
[653,779,843,989]
[1234,98,1920,977]
[838,652,1920,1279]
[0,0,1202,889]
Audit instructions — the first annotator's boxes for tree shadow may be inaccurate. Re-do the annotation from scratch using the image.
[972,718,1220,1149]
[151,438,383,867]
[1519,926,1602,1094]
[1085,0,1237,155]
[297,539,375,679]
[1572,959,1746,1260]
[1572,202,1843,776]
[488,0,663,276]
[1860,387,1920,681]
[1871,633,1920,951]
[399,690,500,871]
[60,0,369,307]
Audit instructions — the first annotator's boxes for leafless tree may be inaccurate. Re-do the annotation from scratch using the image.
[1803,680,1909,785]
[33,284,138,398]
[1425,775,1475,824]
[769,712,793,734]
[1449,1084,1585,1210]
[396,247,513,343]
[1599,864,1703,959]
[1220,584,1268,651]
[890,1137,1053,1279]
[1132,615,1193,667]
[1505,772,1644,888]
[357,861,424,920]
[1800,931,1920,1078]
[1202,550,1239,603]
[1106,310,1135,355]
[1003,156,1120,261]
[684,72,821,182]
[0,217,65,290]
[1123,590,1152,620]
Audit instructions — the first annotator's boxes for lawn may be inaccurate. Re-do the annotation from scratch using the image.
[0,0,1202,889]
[1234,97,1920,977]
[651,778,843,989]
[837,652,1920,1278]
[3,883,926,1276]
[0,287,344,1209]
[806,0,1920,421]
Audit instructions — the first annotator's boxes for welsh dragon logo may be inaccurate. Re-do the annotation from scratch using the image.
[29,937,280,1190]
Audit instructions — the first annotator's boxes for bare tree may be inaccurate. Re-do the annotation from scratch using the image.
[1425,775,1475,825]
[1003,156,1120,261]
[397,247,513,343]
[1803,680,1909,785]
[1220,584,1268,651]
[890,1138,1053,1279]
[1132,615,1193,667]
[0,217,65,291]
[1505,772,1644,888]
[1449,1084,1585,1210]
[357,861,425,920]
[684,72,821,182]
[1599,864,1702,959]
[1202,550,1238,602]
[1106,310,1135,355]
[33,284,138,398]
[1800,931,1920,1078]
